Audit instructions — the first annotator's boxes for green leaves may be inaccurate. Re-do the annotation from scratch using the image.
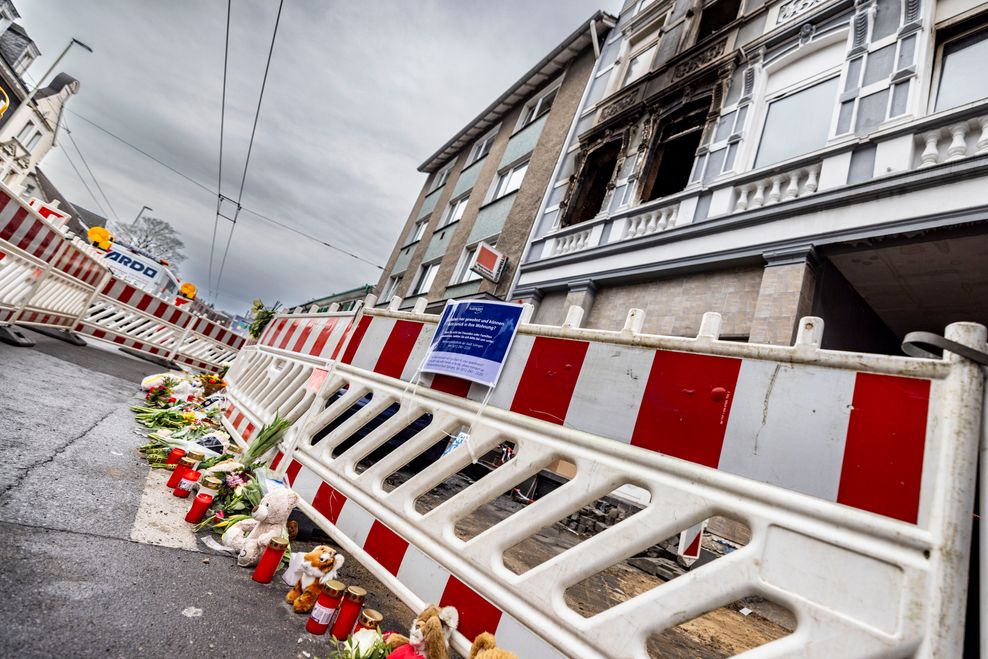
[242,415,292,466]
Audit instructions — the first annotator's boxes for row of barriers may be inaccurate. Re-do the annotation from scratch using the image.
[0,185,244,372]
[224,294,986,658]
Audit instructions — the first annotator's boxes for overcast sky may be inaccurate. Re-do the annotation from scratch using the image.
[17,0,617,315]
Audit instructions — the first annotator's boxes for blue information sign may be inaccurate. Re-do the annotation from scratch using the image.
[419,300,524,387]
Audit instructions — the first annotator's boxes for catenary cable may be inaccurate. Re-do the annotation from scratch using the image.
[208,0,233,300]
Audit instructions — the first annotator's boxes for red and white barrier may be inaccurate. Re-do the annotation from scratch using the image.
[222,308,361,447]
[0,184,245,372]
[263,298,984,658]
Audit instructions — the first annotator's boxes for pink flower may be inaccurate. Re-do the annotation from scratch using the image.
[215,510,224,519]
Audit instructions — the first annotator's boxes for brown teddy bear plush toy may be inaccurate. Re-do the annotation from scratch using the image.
[385,604,459,659]
[285,545,344,613]
[469,633,518,659]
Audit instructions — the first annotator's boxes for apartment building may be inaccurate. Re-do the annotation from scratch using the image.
[375,12,616,313]
[511,0,988,353]
[0,2,79,192]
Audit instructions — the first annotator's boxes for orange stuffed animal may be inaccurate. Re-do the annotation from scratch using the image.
[285,545,344,613]
[469,633,518,659]
[385,604,458,659]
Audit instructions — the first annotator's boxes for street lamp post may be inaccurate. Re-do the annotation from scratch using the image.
[134,205,153,223]
[25,38,93,105]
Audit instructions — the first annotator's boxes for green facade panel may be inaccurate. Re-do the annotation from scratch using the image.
[499,115,547,168]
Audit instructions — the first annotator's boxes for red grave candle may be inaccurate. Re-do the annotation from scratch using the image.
[330,586,367,640]
[354,608,383,633]
[305,580,346,635]
[252,536,288,583]
[164,448,186,465]
[184,492,213,524]
[172,469,200,498]
[166,457,196,489]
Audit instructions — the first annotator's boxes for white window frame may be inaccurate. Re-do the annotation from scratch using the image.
[467,126,498,166]
[929,21,988,114]
[413,261,440,296]
[15,121,34,145]
[382,274,403,302]
[490,160,529,201]
[453,243,493,284]
[620,21,664,88]
[440,195,469,227]
[429,162,454,192]
[407,218,428,244]
[519,79,562,128]
[752,72,841,169]
[25,131,41,152]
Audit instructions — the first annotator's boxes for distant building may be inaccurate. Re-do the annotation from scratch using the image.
[511,0,988,352]
[374,12,616,313]
[295,284,374,313]
[0,2,79,192]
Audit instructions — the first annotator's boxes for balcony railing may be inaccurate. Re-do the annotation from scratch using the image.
[917,114,988,167]
[732,163,821,213]
[622,203,678,238]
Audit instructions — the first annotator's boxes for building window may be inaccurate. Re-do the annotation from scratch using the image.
[468,128,498,165]
[453,243,491,284]
[563,140,622,227]
[440,196,469,227]
[755,77,839,167]
[429,163,453,192]
[407,218,428,244]
[622,23,663,87]
[639,98,710,202]
[521,82,560,126]
[934,25,988,112]
[694,0,742,43]
[492,160,529,200]
[413,262,439,296]
[15,122,34,146]
[25,131,41,151]
[383,275,403,302]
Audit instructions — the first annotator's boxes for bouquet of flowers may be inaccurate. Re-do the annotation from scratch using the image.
[144,377,178,408]
[247,299,281,339]
[197,372,226,396]
[330,629,390,659]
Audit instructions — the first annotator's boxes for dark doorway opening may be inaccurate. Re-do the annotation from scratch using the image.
[563,139,622,227]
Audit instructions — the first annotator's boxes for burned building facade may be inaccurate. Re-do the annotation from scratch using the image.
[512,0,988,352]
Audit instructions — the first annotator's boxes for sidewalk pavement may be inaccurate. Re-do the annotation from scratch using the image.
[0,332,414,659]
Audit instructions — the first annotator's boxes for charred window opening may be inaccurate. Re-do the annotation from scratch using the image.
[639,99,711,202]
[562,139,622,227]
[695,0,742,43]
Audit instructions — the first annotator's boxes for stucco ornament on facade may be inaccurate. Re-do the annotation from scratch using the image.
[776,0,825,25]
[673,38,728,79]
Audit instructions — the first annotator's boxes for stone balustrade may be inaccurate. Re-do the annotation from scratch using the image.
[622,203,679,239]
[731,162,821,213]
[551,227,594,256]
[917,115,988,167]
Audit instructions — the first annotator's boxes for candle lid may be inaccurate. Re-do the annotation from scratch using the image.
[322,580,346,597]
[359,608,383,626]
[268,536,289,551]
[178,457,197,468]
[345,585,367,601]
[187,451,206,462]
[201,476,223,489]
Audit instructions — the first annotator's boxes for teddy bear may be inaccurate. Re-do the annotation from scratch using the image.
[285,545,345,613]
[220,485,298,566]
[469,633,518,659]
[385,604,459,659]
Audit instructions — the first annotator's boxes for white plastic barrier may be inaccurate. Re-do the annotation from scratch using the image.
[265,301,985,658]
[0,184,245,372]
[222,308,360,445]
[74,277,245,372]
[0,187,109,330]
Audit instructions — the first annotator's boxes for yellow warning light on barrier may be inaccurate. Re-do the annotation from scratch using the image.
[179,282,197,300]
[87,226,111,251]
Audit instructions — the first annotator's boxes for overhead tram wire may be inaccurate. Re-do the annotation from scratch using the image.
[208,0,233,301]
[213,0,285,303]
[60,145,110,218]
[53,109,385,270]
[63,119,121,224]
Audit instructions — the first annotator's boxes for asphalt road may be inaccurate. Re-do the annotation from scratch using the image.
[0,332,414,658]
